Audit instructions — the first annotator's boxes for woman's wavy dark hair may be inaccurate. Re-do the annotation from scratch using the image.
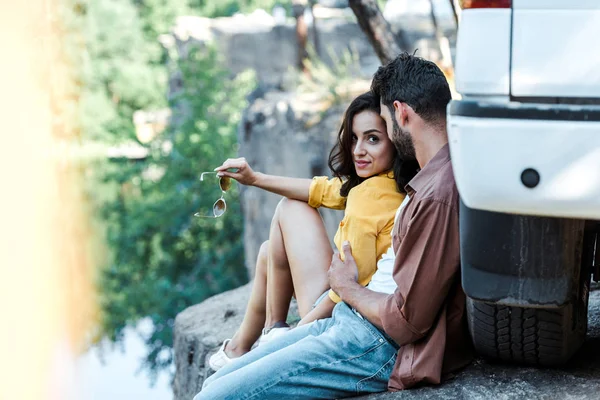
[328,91,419,197]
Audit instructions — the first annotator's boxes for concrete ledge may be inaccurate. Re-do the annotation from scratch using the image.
[173,288,600,399]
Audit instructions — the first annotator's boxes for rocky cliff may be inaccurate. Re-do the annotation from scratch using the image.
[160,12,381,91]
[160,9,454,93]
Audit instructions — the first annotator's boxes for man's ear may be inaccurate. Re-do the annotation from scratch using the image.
[393,100,407,126]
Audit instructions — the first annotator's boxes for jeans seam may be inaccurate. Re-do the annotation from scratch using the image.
[348,305,387,341]
[355,351,397,394]
[243,338,388,400]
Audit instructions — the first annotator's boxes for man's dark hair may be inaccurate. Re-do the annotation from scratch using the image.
[371,52,451,125]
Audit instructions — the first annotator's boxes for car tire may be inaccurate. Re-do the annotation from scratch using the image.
[466,220,597,366]
[467,290,590,366]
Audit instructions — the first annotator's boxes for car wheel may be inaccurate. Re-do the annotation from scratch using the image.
[467,297,589,366]
[466,220,597,366]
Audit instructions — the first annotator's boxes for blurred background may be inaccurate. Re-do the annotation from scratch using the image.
[0,1,457,399]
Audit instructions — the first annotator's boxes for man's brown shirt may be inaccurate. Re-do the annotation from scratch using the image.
[379,144,473,390]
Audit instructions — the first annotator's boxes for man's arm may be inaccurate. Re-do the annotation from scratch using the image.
[379,199,460,346]
[328,242,389,329]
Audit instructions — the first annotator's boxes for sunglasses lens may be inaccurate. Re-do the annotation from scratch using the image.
[213,199,226,217]
[219,176,231,192]
[194,173,230,218]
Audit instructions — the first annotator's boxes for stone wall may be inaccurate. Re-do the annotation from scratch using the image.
[172,283,300,400]
[160,10,454,94]
[160,13,382,91]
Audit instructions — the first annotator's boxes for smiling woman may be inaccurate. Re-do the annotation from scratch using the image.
[200,92,419,380]
[350,111,395,178]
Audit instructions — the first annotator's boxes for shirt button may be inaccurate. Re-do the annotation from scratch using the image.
[379,338,384,343]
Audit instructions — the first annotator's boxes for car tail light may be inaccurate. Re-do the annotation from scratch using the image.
[459,0,511,8]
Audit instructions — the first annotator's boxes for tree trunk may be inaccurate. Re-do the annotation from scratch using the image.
[293,0,309,71]
[448,0,459,27]
[348,0,404,65]
[428,0,453,70]
[310,0,320,57]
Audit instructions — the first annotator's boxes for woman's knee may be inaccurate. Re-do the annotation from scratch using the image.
[258,240,269,260]
[278,197,311,211]
[255,240,269,277]
[273,198,317,223]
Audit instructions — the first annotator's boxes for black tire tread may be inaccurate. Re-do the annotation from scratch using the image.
[467,298,587,366]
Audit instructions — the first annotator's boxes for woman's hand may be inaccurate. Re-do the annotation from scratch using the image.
[214,157,259,186]
[297,295,335,326]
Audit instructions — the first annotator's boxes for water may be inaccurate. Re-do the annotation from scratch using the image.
[76,321,173,400]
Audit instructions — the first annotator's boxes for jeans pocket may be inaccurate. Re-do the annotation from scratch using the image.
[355,349,397,394]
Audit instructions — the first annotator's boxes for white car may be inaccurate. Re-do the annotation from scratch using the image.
[448,0,600,367]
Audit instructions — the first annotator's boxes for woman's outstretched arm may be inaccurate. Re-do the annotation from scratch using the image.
[215,157,312,202]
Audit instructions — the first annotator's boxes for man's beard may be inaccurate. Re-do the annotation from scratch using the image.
[391,115,416,161]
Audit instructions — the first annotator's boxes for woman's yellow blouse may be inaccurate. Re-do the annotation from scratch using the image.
[308,172,404,303]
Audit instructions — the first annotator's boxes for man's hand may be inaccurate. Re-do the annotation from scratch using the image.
[328,241,360,296]
[328,240,388,329]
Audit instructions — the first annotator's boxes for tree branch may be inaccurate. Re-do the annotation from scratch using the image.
[448,0,459,27]
[348,0,404,65]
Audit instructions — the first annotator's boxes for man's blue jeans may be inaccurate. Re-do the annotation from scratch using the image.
[194,302,398,400]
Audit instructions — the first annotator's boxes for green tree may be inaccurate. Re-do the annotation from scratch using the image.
[69,0,283,379]
[134,0,189,42]
[189,0,290,17]
[97,46,255,377]
[79,0,167,143]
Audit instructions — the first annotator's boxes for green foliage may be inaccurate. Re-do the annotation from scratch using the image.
[189,0,291,17]
[98,46,256,377]
[75,0,289,145]
[134,0,189,42]
[67,0,273,379]
[79,0,168,143]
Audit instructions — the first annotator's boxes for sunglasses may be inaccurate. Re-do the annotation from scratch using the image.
[194,172,232,218]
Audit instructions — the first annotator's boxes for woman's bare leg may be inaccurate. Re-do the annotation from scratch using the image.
[265,198,332,326]
[225,241,270,358]
[224,199,331,357]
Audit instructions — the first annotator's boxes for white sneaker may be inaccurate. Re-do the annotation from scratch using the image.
[257,326,291,347]
[208,339,238,371]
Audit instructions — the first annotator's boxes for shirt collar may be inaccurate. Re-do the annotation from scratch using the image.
[405,143,451,194]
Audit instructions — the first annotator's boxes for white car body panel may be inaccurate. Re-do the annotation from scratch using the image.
[511,8,600,98]
[455,9,511,96]
[451,1,600,219]
[448,114,600,219]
